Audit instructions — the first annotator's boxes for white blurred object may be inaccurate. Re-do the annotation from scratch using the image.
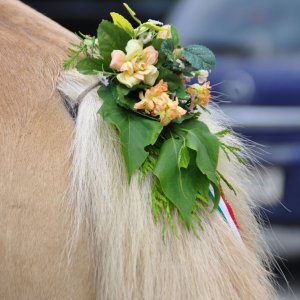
[221,106,300,129]
[252,166,285,206]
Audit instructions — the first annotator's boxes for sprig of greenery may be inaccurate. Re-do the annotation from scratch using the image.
[220,142,246,165]
[63,32,101,70]
[217,170,237,195]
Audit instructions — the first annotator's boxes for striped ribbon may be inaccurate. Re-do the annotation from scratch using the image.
[209,186,242,241]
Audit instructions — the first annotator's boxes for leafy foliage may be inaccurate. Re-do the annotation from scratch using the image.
[97,20,131,69]
[98,86,163,180]
[63,33,89,69]
[154,137,208,226]
[110,12,134,37]
[157,67,184,92]
[170,25,180,48]
[76,57,106,75]
[175,120,220,185]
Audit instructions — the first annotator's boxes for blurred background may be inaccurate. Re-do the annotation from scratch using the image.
[23,0,300,298]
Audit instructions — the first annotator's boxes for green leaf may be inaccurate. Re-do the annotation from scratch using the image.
[76,57,105,75]
[175,86,188,99]
[161,39,175,62]
[157,67,183,92]
[154,137,209,226]
[123,3,142,25]
[142,22,164,32]
[114,85,135,110]
[98,86,163,180]
[179,145,190,168]
[174,119,220,185]
[110,12,134,37]
[151,39,166,68]
[172,113,198,124]
[170,25,179,48]
[97,20,131,69]
[182,45,216,70]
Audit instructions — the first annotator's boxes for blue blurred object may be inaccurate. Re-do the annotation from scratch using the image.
[168,0,300,224]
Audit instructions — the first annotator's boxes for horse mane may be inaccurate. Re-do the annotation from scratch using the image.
[58,69,276,299]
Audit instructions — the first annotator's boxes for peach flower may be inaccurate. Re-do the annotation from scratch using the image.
[110,39,159,88]
[187,81,211,106]
[159,99,186,126]
[134,80,186,125]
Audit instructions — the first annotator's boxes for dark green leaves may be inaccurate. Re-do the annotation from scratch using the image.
[97,20,131,69]
[154,138,209,226]
[98,86,163,180]
[182,45,216,71]
[76,57,105,74]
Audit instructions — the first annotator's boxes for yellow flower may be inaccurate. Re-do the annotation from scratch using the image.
[157,25,172,39]
[187,81,211,106]
[134,80,186,125]
[110,39,159,88]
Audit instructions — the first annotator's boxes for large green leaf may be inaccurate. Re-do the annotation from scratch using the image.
[97,20,131,69]
[174,120,220,185]
[98,86,163,180]
[154,137,209,226]
[182,45,216,71]
[76,57,105,75]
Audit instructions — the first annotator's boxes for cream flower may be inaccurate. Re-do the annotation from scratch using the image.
[110,39,159,88]
[187,81,211,106]
[134,80,186,125]
[157,25,172,39]
[197,70,209,83]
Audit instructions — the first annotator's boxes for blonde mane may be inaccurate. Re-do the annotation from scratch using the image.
[58,70,275,299]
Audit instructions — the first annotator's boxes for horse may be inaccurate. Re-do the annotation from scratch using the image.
[0,1,275,299]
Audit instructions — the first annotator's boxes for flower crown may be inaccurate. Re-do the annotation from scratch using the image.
[64,3,244,237]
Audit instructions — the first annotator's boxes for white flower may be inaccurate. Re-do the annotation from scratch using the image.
[197,70,209,83]
[176,59,185,69]
[97,73,109,86]
[148,19,163,26]
[139,31,153,44]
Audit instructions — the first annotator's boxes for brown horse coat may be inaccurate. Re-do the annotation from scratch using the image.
[0,1,95,298]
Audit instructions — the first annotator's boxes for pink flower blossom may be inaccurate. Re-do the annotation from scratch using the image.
[110,39,159,88]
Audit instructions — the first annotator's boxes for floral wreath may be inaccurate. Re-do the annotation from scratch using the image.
[64,3,244,238]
